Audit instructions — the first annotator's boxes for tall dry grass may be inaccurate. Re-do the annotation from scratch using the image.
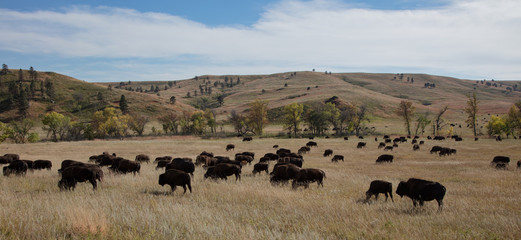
[1,137,520,239]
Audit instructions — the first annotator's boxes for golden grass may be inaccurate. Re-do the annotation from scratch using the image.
[1,137,520,239]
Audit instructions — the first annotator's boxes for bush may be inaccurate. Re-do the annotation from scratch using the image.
[28,133,39,143]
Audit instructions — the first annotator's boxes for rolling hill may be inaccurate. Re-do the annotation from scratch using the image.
[1,69,520,132]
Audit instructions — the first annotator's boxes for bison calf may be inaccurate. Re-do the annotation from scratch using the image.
[252,162,269,175]
[365,180,393,202]
[159,169,192,194]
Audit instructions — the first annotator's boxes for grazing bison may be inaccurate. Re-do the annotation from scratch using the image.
[331,155,344,162]
[226,144,235,151]
[357,142,366,149]
[0,153,20,164]
[115,159,141,174]
[273,145,279,148]
[430,146,443,154]
[306,141,318,148]
[365,180,393,202]
[433,136,446,141]
[204,163,241,181]
[276,148,291,156]
[278,157,303,168]
[491,156,510,166]
[270,163,301,185]
[323,149,333,157]
[21,160,34,170]
[252,162,269,175]
[376,154,393,164]
[58,165,101,190]
[159,169,192,194]
[396,178,446,211]
[135,154,150,164]
[378,142,386,149]
[264,153,280,161]
[298,146,311,155]
[156,160,171,170]
[166,158,195,176]
[33,160,52,170]
[292,168,326,189]
[235,154,254,165]
[517,160,521,169]
[242,137,253,141]
[419,140,425,145]
[495,163,508,170]
[344,137,349,140]
[3,160,29,176]
[412,144,420,151]
[154,156,173,163]
[439,147,456,156]
[384,146,393,151]
[59,160,87,172]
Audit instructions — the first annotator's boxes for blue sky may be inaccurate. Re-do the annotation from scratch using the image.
[1,0,520,82]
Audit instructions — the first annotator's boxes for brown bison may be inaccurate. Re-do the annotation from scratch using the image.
[365,180,393,202]
[226,144,235,151]
[306,141,318,148]
[517,160,521,169]
[331,155,344,162]
[270,163,300,185]
[58,160,87,172]
[166,158,195,176]
[378,142,386,149]
[135,154,150,164]
[412,144,420,151]
[159,169,192,194]
[114,159,141,174]
[323,149,333,157]
[252,162,269,175]
[156,160,171,170]
[242,136,253,141]
[3,160,28,176]
[235,154,254,165]
[376,154,393,164]
[292,168,326,189]
[357,142,366,149]
[204,163,241,181]
[154,156,173,163]
[58,165,102,190]
[33,160,52,170]
[0,153,20,164]
[396,178,446,211]
[491,156,510,166]
[21,160,34,171]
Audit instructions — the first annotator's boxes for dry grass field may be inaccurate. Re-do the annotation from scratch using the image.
[1,136,520,239]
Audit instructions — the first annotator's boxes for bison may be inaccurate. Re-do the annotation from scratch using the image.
[58,165,102,190]
[226,144,235,151]
[323,149,333,157]
[292,168,326,189]
[156,160,171,170]
[396,178,446,211]
[430,146,443,154]
[33,160,52,170]
[166,158,195,176]
[242,136,253,141]
[412,144,420,151]
[135,154,150,164]
[357,142,366,149]
[306,141,318,148]
[235,154,254,165]
[376,154,393,164]
[154,156,173,163]
[115,159,141,174]
[252,162,269,175]
[3,160,28,176]
[204,163,241,181]
[0,153,20,164]
[270,163,300,185]
[378,142,386,149]
[159,169,192,194]
[331,155,344,162]
[365,180,393,202]
[491,156,510,166]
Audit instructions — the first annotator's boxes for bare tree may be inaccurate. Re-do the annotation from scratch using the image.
[433,106,448,136]
[465,92,479,137]
[396,101,415,136]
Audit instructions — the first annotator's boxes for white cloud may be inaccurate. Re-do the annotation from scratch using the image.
[0,0,520,81]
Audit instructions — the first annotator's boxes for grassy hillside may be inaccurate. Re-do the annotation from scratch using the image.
[0,70,193,123]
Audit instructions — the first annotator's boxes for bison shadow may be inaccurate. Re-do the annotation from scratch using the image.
[143,189,179,196]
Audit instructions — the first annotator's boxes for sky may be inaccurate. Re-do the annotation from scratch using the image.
[1,0,520,82]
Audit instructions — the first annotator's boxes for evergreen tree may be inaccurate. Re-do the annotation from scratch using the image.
[44,78,55,101]
[18,69,24,83]
[119,95,128,114]
[18,87,30,118]
[29,79,36,99]
[1,64,8,75]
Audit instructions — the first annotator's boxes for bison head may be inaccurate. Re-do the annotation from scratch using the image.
[158,174,166,186]
[3,166,10,176]
[395,181,408,198]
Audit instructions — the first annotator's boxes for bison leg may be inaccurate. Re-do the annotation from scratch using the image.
[89,178,97,190]
[412,199,418,207]
[182,185,187,194]
[437,199,443,212]
[389,192,394,202]
[375,193,379,201]
[170,185,177,193]
[187,182,192,193]
[235,173,241,181]
[264,169,269,175]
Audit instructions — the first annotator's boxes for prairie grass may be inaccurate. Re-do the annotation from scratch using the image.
[0,137,520,239]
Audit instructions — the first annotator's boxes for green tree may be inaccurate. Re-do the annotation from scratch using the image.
[229,110,249,135]
[323,102,341,135]
[18,69,24,82]
[353,105,368,136]
[159,112,180,134]
[414,112,431,136]
[247,99,269,135]
[283,103,304,137]
[465,92,479,137]
[41,112,71,142]
[396,101,415,136]
[505,101,521,136]
[1,64,8,75]
[205,110,217,133]
[305,109,328,136]
[0,121,12,143]
[44,78,55,101]
[8,119,35,143]
[191,111,207,134]
[119,94,129,114]
[17,87,30,118]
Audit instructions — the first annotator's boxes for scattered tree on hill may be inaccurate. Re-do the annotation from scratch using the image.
[283,103,304,137]
[396,100,415,136]
[247,99,269,135]
[119,94,128,114]
[18,69,24,83]
[0,121,12,143]
[170,96,176,104]
[41,112,71,142]
[353,105,368,136]
[216,94,224,106]
[29,79,36,99]
[44,78,55,101]
[1,64,8,75]
[17,87,30,118]
[465,92,479,137]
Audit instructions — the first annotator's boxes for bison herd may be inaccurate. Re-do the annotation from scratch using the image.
[1,133,519,212]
